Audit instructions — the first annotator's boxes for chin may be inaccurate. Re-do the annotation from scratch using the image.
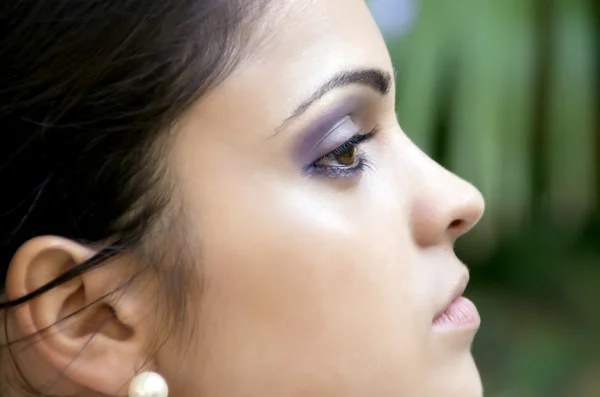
[447,355,483,397]
[457,372,483,397]
[460,374,483,397]
[428,352,483,397]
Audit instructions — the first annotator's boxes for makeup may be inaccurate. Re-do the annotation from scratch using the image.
[306,129,377,178]
[293,96,362,165]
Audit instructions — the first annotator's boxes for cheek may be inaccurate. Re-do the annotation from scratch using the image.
[185,173,432,396]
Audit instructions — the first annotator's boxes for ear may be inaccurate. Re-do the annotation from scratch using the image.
[5,236,159,396]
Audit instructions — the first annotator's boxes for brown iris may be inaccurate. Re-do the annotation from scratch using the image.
[336,146,357,166]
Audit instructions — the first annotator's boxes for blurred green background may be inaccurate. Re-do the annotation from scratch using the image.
[369,1,599,396]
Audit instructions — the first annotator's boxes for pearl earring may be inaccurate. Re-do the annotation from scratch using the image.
[128,371,169,397]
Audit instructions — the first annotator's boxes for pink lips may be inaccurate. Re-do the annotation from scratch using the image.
[432,274,481,331]
[432,296,480,331]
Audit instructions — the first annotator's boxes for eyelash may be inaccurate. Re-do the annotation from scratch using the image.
[306,126,379,179]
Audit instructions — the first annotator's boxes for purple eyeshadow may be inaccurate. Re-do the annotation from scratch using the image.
[293,96,361,165]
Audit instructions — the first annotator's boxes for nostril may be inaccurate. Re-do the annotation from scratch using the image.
[449,219,465,229]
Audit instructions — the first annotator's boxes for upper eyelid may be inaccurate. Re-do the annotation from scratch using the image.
[309,116,364,159]
[315,116,356,146]
[315,128,378,164]
[292,92,384,166]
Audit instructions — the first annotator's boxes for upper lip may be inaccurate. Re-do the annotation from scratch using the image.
[432,272,470,321]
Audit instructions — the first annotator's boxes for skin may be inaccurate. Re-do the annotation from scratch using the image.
[4,1,484,396]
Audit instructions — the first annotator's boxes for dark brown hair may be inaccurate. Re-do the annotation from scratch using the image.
[0,0,265,331]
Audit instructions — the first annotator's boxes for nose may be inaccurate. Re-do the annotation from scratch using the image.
[409,156,485,247]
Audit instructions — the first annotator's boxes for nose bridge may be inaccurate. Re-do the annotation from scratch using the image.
[407,148,485,247]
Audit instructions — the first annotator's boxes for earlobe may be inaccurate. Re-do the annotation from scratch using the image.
[5,236,158,396]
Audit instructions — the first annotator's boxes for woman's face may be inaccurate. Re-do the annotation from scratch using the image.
[164,0,485,396]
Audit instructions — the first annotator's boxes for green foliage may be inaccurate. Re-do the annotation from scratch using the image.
[376,1,599,396]
[386,0,598,255]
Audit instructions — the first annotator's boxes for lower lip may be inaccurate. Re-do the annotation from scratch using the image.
[432,296,480,331]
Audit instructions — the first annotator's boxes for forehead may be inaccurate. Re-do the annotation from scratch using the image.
[184,0,392,139]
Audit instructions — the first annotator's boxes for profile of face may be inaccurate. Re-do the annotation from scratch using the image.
[1,1,484,396]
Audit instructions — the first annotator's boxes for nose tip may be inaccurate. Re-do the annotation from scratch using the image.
[411,175,485,247]
[445,187,485,240]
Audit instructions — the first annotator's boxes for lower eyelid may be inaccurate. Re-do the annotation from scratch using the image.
[307,156,370,179]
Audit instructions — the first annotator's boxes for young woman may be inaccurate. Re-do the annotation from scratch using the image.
[0,1,485,396]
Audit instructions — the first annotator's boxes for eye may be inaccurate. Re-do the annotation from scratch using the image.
[317,144,359,167]
[307,128,378,178]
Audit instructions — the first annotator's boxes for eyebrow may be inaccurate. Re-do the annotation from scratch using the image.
[276,68,393,133]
